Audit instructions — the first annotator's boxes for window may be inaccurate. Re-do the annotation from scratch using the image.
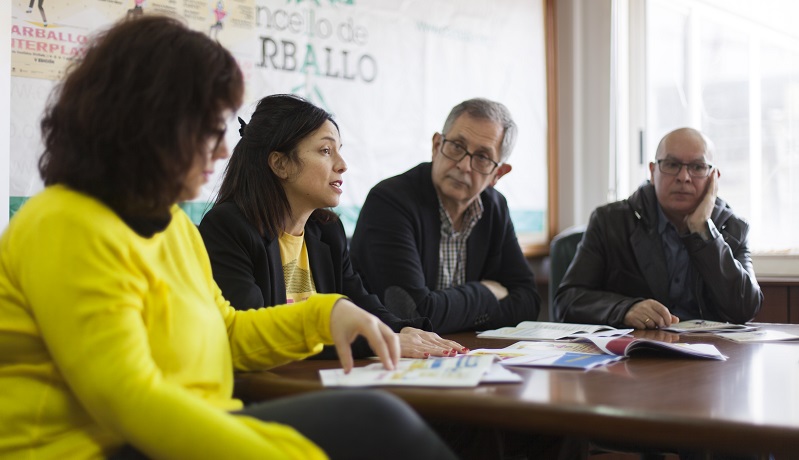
[635,0,799,253]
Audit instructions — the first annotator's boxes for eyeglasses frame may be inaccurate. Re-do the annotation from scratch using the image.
[655,159,714,178]
[438,135,500,175]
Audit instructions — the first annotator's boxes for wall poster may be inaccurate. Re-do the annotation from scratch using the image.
[9,0,549,244]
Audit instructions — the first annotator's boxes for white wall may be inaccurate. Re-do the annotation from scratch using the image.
[1,4,11,231]
[4,1,549,241]
[555,0,614,233]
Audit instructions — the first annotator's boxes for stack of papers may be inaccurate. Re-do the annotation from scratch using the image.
[663,320,756,334]
[716,329,799,343]
[318,325,733,385]
[319,355,511,388]
[477,321,633,341]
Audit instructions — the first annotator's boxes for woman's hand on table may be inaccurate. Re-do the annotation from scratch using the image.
[398,327,468,358]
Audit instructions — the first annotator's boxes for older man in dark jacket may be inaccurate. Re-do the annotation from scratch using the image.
[556,128,762,329]
[352,98,541,334]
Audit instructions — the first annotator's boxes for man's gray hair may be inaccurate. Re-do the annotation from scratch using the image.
[442,98,517,162]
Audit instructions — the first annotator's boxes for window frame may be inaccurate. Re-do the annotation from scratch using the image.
[625,0,799,276]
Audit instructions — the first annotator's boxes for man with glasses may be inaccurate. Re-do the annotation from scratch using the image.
[351,98,541,334]
[556,127,762,329]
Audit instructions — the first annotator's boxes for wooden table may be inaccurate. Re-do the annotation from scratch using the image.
[234,324,799,456]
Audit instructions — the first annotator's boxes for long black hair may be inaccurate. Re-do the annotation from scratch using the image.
[215,94,338,238]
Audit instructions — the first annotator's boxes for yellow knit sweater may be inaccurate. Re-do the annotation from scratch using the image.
[0,185,342,459]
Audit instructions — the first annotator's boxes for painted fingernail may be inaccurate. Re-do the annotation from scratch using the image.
[461,347,469,352]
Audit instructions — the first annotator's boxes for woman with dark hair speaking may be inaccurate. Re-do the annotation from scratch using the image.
[0,16,456,460]
[200,94,465,359]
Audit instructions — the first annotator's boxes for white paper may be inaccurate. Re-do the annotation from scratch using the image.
[717,330,799,343]
[319,355,495,388]
[477,321,632,341]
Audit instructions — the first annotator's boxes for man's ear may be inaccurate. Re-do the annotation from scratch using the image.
[431,132,443,160]
[490,163,512,187]
[268,151,289,179]
[649,161,656,183]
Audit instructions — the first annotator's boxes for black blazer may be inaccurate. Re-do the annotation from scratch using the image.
[199,202,429,357]
[350,162,541,334]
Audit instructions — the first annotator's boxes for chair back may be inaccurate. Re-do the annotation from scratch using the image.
[548,225,585,322]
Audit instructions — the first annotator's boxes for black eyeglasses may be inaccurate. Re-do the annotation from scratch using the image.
[439,136,499,175]
[656,159,714,178]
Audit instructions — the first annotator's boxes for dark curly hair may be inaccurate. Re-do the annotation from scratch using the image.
[38,15,244,218]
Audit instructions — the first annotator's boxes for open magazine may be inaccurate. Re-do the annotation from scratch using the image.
[477,321,633,341]
[584,336,727,360]
[662,320,756,334]
[470,335,726,369]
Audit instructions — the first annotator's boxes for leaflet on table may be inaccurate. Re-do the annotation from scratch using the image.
[476,321,633,341]
[318,355,499,388]
[662,319,757,334]
[500,351,622,370]
[469,345,622,370]
[716,329,799,343]
[474,341,605,356]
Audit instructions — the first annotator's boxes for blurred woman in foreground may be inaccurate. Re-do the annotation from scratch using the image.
[0,16,456,460]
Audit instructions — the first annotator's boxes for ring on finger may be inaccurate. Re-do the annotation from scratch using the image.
[644,317,651,325]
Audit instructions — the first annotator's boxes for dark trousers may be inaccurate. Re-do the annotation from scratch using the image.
[433,421,588,460]
[110,390,457,460]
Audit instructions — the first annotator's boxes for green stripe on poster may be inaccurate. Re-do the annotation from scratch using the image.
[10,197,29,218]
[10,197,544,235]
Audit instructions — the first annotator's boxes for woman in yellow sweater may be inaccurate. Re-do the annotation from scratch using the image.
[0,15,456,460]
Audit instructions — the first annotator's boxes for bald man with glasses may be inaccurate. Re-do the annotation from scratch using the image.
[556,127,762,329]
